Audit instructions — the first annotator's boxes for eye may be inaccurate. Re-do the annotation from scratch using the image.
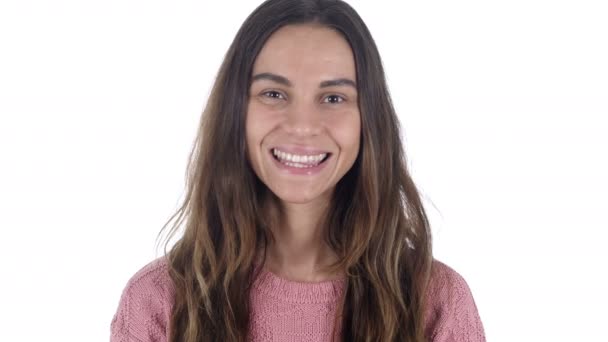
[323,95,345,104]
[261,90,285,100]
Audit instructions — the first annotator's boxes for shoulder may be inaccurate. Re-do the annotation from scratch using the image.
[423,259,486,342]
[110,256,175,342]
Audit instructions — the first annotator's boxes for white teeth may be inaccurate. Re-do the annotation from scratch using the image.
[285,162,314,168]
[272,148,328,166]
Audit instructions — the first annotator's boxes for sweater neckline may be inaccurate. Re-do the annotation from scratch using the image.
[251,260,347,304]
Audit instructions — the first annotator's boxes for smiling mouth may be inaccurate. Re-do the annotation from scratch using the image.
[269,149,332,167]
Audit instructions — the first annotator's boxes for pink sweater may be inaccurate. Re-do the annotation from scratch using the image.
[110,256,485,341]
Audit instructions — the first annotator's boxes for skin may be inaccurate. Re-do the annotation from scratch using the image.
[246,23,361,282]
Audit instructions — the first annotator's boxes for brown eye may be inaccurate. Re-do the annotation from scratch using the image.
[262,91,285,100]
[323,95,345,104]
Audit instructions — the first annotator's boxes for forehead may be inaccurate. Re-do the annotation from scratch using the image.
[252,24,356,80]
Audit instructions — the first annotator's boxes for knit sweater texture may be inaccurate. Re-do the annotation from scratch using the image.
[110,256,486,341]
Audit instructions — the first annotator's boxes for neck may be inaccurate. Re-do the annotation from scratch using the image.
[262,198,341,282]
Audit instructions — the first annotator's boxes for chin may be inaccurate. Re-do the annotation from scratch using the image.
[272,186,332,205]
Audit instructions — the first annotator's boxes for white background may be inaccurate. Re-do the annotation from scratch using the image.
[1,0,606,341]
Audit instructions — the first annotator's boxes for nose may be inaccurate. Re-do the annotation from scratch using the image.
[281,100,323,137]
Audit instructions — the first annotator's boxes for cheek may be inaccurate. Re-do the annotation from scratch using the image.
[245,108,260,162]
[245,103,264,144]
[245,104,278,157]
[245,120,265,177]
[327,111,361,154]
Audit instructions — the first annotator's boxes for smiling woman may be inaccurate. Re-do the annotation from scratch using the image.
[110,0,486,341]
[246,24,360,207]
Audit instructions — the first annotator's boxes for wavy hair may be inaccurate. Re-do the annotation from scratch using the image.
[157,0,433,341]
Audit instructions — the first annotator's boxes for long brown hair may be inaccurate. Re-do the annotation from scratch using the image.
[156,0,433,341]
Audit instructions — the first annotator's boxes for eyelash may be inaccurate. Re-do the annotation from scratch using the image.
[261,91,345,104]
[262,91,284,100]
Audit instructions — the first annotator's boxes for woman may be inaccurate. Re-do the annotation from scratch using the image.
[110,0,486,341]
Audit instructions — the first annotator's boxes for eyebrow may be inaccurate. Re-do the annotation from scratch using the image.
[251,72,357,89]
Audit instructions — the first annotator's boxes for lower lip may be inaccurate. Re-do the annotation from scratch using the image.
[269,152,331,175]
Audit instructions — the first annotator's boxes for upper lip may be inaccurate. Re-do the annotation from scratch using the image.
[270,145,331,155]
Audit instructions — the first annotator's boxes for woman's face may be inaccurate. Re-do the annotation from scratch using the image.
[246,24,361,205]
